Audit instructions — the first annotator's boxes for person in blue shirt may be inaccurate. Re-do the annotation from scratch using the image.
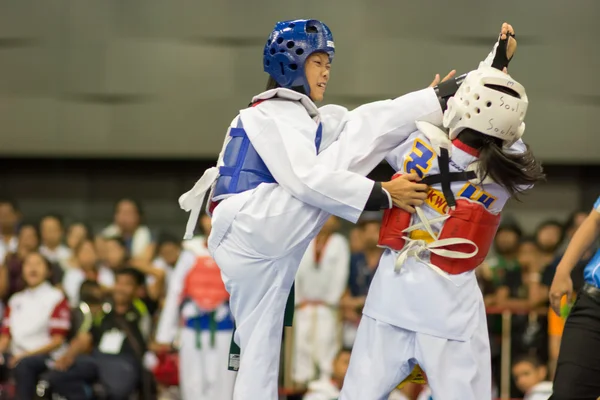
[548,196,600,399]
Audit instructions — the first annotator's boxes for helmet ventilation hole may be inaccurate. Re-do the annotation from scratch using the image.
[289,23,295,28]
[279,49,285,53]
[465,100,470,106]
[465,113,471,119]
[296,48,304,55]
[280,62,285,75]
[276,37,284,44]
[474,94,480,100]
[287,41,295,49]
[289,64,298,71]
[486,101,492,107]
[475,108,480,114]
[267,39,272,46]
[269,47,276,55]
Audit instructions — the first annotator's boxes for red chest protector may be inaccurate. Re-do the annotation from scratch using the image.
[181,255,230,311]
[378,148,502,275]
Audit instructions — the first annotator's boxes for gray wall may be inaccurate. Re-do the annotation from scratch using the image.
[1,0,599,162]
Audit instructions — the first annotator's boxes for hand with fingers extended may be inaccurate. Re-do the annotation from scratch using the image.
[429,70,457,88]
[381,173,428,213]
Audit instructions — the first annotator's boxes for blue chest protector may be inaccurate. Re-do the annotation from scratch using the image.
[213,105,323,199]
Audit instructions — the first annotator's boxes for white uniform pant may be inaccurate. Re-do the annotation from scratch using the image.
[340,315,491,400]
[179,326,236,400]
[212,234,310,400]
[293,304,340,383]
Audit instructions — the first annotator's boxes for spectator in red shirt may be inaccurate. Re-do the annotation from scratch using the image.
[0,251,71,399]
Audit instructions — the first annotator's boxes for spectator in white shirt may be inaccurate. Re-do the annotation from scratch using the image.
[101,198,154,264]
[97,236,129,290]
[62,239,100,307]
[145,233,189,302]
[66,221,93,253]
[39,214,72,266]
[512,355,553,400]
[0,251,70,399]
[0,198,20,265]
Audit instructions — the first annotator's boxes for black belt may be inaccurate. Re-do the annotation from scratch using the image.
[582,283,600,301]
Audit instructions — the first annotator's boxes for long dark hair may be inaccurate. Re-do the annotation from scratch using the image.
[457,85,545,197]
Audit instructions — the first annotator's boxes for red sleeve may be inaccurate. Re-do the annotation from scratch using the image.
[1,306,10,337]
[48,298,71,337]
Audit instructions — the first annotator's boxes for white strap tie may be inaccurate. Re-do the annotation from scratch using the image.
[178,167,219,240]
[394,206,479,281]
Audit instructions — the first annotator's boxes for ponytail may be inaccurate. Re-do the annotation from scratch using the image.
[457,129,545,197]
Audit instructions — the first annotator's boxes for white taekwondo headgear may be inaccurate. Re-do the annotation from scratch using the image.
[443,66,528,147]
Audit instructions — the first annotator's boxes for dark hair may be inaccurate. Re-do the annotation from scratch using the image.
[115,266,145,286]
[74,238,95,256]
[24,251,51,271]
[496,223,523,239]
[536,219,565,239]
[0,197,19,212]
[512,354,545,369]
[456,85,545,198]
[536,219,564,234]
[157,232,182,249]
[265,76,280,91]
[68,221,94,240]
[114,198,144,219]
[335,347,352,359]
[18,221,40,242]
[79,280,103,304]
[104,236,127,249]
[40,213,64,229]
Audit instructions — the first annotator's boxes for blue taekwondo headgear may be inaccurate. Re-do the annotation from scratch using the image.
[263,19,335,97]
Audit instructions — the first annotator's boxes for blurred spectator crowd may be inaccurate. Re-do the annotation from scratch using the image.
[0,194,590,399]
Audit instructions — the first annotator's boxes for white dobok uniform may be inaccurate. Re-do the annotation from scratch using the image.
[340,123,528,400]
[179,86,443,400]
[293,232,350,383]
[155,247,236,400]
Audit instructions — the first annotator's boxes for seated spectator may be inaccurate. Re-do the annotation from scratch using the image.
[303,348,406,400]
[47,267,152,400]
[65,221,93,254]
[62,240,101,306]
[512,355,552,400]
[0,252,70,399]
[39,214,72,266]
[0,198,20,264]
[340,212,382,347]
[485,223,523,289]
[535,220,565,272]
[0,223,39,302]
[97,236,129,289]
[101,198,154,263]
[145,233,191,302]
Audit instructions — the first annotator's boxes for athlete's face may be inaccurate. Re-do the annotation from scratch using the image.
[305,52,330,102]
